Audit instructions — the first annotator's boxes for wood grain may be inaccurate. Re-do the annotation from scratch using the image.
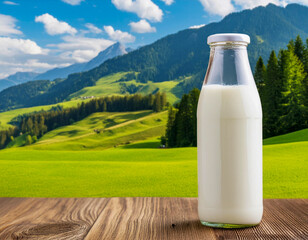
[0,198,107,240]
[0,198,307,240]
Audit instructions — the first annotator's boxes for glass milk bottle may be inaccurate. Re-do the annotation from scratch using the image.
[197,34,263,228]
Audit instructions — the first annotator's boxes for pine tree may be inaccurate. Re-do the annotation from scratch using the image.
[153,92,162,112]
[26,118,33,134]
[165,106,177,147]
[103,101,107,112]
[0,132,7,148]
[279,50,307,133]
[176,94,192,147]
[254,57,267,108]
[95,101,99,112]
[160,92,167,110]
[302,38,308,106]
[287,39,295,52]
[188,88,200,146]
[38,115,47,137]
[264,51,281,137]
[33,117,39,137]
[294,35,305,62]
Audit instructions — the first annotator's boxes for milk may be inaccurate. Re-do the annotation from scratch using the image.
[197,84,263,225]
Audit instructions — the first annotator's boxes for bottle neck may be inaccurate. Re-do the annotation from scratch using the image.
[204,43,254,86]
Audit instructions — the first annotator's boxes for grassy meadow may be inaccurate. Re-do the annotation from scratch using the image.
[0,108,307,198]
[68,72,185,104]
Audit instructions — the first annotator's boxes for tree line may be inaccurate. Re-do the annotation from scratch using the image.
[162,36,308,147]
[0,92,167,149]
[255,35,308,138]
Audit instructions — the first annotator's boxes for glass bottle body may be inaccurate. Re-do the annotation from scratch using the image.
[197,40,263,228]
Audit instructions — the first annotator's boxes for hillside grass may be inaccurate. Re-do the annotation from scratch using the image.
[0,99,85,130]
[0,140,306,198]
[28,110,167,150]
[263,128,308,145]
[68,72,184,104]
[6,134,27,148]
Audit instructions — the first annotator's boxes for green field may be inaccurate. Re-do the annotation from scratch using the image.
[0,140,306,198]
[68,72,185,104]
[0,108,307,198]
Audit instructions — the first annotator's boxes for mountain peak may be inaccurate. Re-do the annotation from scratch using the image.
[33,42,127,82]
[84,42,127,70]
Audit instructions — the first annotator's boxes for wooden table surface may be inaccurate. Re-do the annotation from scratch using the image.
[0,198,307,240]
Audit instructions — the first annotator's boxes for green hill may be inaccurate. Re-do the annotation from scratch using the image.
[1,4,308,111]
[264,128,308,145]
[27,110,167,150]
[68,72,184,104]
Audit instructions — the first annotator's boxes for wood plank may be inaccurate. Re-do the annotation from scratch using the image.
[85,198,308,240]
[212,199,308,240]
[0,198,307,239]
[85,197,216,240]
[0,198,107,240]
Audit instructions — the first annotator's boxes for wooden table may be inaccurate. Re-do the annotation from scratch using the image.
[0,198,307,239]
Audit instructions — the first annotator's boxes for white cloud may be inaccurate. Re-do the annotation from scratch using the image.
[0,37,54,77]
[0,35,115,76]
[129,19,156,33]
[111,0,163,22]
[3,1,19,5]
[85,23,102,34]
[233,0,308,9]
[161,0,174,5]
[61,0,83,5]
[0,14,22,36]
[233,0,280,9]
[0,37,46,56]
[0,59,66,69]
[198,0,308,16]
[104,26,135,43]
[35,13,77,35]
[52,36,115,62]
[198,0,235,16]
[189,24,206,29]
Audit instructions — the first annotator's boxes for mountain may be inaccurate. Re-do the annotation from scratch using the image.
[0,72,39,92]
[1,3,308,111]
[0,80,51,110]
[33,42,128,81]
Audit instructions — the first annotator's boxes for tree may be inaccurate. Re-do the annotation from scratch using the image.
[165,106,177,147]
[263,51,282,137]
[279,50,307,133]
[176,94,192,147]
[26,118,33,134]
[38,115,47,137]
[160,93,167,110]
[254,56,266,103]
[294,35,305,62]
[302,38,308,106]
[25,135,32,145]
[103,101,107,112]
[153,92,162,112]
[32,135,37,143]
[188,88,200,146]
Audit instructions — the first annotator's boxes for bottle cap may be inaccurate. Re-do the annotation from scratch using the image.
[207,33,250,44]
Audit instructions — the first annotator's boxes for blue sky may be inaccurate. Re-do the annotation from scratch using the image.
[0,0,306,78]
